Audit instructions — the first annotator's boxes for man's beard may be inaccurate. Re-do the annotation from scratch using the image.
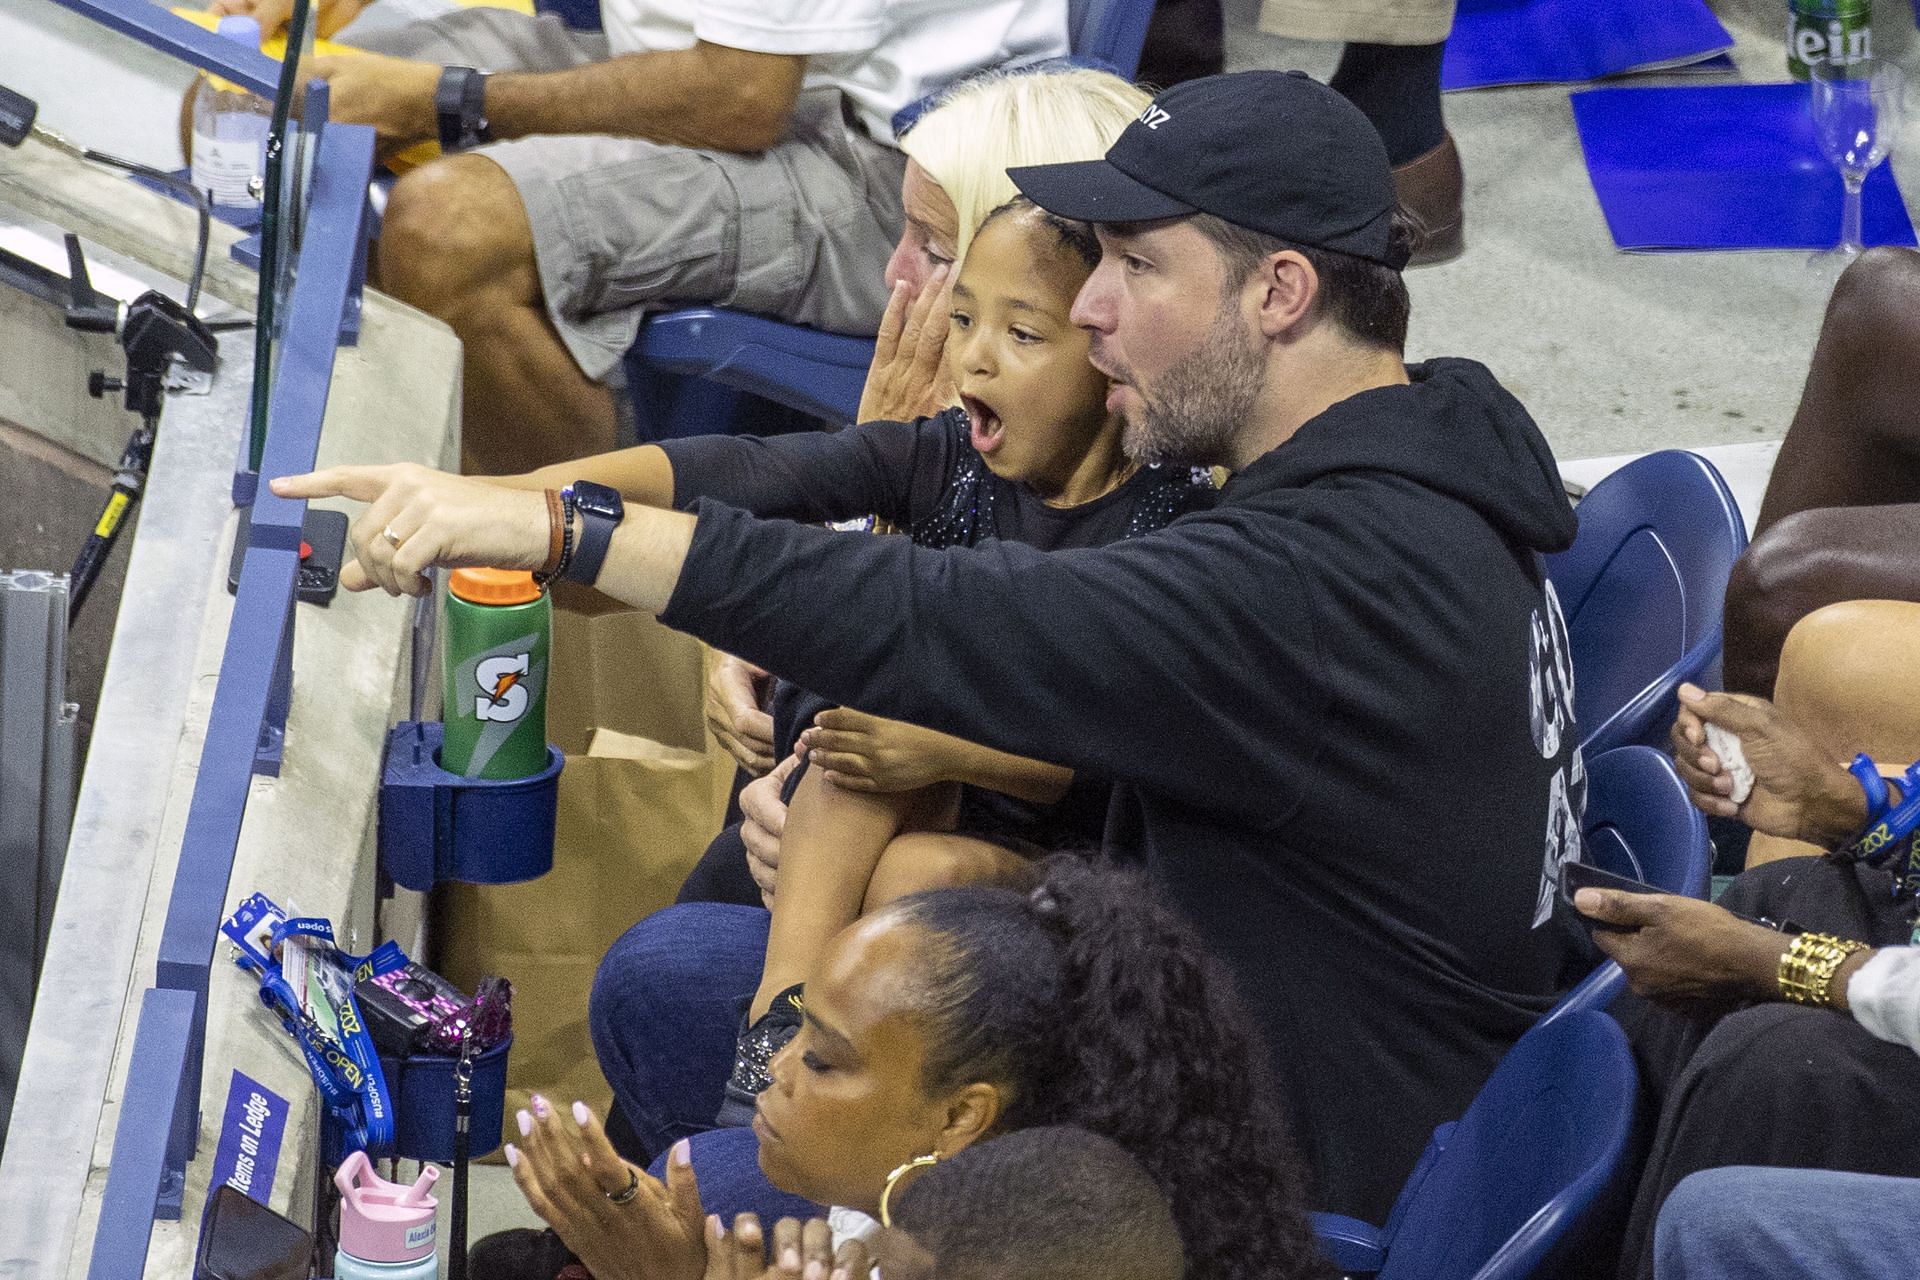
[1112,300,1265,468]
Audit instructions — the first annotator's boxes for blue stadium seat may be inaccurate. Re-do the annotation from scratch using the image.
[622,0,1160,440]
[1534,744,1713,1030]
[1546,450,1748,758]
[1312,1010,1640,1279]
[534,0,601,30]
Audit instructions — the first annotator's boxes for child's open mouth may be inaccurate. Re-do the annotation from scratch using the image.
[962,393,1005,454]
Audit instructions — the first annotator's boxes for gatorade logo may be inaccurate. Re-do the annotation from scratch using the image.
[475,654,531,723]
[1139,104,1171,130]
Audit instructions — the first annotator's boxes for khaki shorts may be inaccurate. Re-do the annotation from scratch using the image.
[347,9,906,382]
[1257,0,1456,45]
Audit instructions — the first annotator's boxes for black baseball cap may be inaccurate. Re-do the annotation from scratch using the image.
[1010,70,1407,270]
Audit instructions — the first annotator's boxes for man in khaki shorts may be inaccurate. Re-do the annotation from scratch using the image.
[1257,0,1463,266]
[215,0,1067,473]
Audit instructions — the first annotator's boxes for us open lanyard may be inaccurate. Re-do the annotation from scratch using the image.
[222,894,403,1155]
[1834,757,1920,943]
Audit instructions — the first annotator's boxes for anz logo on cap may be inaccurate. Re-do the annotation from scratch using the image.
[1138,104,1171,130]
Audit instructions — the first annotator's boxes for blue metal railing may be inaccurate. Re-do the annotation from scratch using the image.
[50,0,282,96]
[37,3,378,1262]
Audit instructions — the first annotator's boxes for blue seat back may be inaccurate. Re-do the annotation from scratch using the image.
[1579,745,1711,897]
[534,0,601,31]
[1068,0,1157,76]
[1534,745,1711,1029]
[1545,451,1747,757]
[1374,1011,1639,1280]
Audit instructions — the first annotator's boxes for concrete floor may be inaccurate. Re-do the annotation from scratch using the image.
[455,0,1920,1246]
[1227,0,1920,464]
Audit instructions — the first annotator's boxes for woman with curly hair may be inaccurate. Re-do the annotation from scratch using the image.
[492,858,1331,1280]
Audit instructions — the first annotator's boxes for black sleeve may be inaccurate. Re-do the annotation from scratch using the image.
[656,417,954,526]
[660,500,1328,821]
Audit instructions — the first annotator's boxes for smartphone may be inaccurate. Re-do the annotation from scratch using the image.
[195,1184,312,1280]
[1559,861,1665,931]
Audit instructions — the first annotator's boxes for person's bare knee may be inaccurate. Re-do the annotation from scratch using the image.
[1824,247,1920,359]
[1723,509,1850,696]
[863,834,1037,910]
[377,154,538,319]
[1776,600,1920,764]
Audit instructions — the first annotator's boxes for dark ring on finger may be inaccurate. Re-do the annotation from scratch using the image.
[606,1168,640,1204]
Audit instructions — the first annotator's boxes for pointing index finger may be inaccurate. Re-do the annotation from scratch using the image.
[270,465,391,504]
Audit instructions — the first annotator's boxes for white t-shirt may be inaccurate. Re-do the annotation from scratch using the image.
[592,0,1071,142]
[1849,945,1920,1055]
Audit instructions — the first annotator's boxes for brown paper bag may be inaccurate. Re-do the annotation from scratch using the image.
[434,593,734,1144]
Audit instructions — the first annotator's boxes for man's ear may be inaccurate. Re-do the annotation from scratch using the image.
[935,1082,1004,1157]
[1255,250,1319,339]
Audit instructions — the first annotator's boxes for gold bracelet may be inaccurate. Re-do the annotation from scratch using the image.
[1777,932,1869,1007]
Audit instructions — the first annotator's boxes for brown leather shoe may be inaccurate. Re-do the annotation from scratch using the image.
[1393,133,1465,266]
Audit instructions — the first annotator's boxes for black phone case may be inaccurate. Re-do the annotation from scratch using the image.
[195,1184,311,1280]
[1560,861,1662,930]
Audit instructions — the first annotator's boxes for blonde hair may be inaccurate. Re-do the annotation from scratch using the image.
[901,67,1152,264]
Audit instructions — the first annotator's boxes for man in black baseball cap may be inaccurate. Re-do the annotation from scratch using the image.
[1007,68,1416,474]
[279,70,1592,1226]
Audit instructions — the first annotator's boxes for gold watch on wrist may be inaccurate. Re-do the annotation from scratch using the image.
[1777,932,1868,1007]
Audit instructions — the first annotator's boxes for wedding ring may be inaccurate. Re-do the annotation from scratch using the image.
[605,1168,640,1204]
[382,525,403,548]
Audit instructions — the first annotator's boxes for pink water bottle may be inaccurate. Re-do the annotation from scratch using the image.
[335,1151,441,1279]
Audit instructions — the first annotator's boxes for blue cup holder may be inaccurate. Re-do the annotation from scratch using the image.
[320,1035,512,1165]
[378,721,562,892]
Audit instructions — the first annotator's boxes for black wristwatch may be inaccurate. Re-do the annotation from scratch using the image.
[562,481,624,587]
[435,65,493,153]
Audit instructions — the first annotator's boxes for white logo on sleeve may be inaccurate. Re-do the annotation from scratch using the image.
[1528,580,1586,927]
[1139,105,1171,130]
[475,653,531,722]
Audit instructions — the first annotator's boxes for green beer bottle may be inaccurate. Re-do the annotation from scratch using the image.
[1789,0,1872,80]
[441,567,551,779]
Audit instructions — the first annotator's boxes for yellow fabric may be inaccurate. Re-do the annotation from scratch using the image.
[175,0,535,170]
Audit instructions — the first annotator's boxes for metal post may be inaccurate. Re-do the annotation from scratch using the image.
[0,570,77,1154]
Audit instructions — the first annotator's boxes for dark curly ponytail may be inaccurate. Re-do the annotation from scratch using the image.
[888,857,1332,1280]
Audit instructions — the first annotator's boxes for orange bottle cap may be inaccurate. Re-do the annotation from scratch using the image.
[448,567,542,606]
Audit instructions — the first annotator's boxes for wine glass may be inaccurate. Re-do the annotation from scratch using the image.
[1809,56,1906,265]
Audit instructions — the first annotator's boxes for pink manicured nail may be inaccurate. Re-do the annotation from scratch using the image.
[572,1100,592,1127]
[516,1109,532,1137]
[783,1249,801,1271]
[672,1138,692,1167]
[504,1143,519,1169]
[805,1262,826,1280]
[532,1095,549,1117]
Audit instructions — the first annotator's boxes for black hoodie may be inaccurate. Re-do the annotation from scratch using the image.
[661,358,1595,1221]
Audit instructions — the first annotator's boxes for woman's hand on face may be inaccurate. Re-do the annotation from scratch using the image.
[706,655,776,776]
[799,709,961,794]
[271,464,548,597]
[507,1098,707,1280]
[1668,684,1864,846]
[1575,889,1791,1004]
[856,267,956,425]
[703,1214,873,1280]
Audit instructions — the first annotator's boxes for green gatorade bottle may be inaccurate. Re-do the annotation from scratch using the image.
[441,567,551,779]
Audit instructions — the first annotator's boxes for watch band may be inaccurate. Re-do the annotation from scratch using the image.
[435,66,492,153]
[562,483,620,587]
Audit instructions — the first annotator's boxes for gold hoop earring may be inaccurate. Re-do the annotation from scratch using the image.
[878,1153,939,1227]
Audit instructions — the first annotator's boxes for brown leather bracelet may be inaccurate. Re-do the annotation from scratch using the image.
[539,487,564,576]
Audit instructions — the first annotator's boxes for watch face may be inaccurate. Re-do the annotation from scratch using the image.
[569,481,622,519]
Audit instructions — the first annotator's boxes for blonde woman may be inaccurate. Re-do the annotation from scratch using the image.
[666,67,1159,902]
